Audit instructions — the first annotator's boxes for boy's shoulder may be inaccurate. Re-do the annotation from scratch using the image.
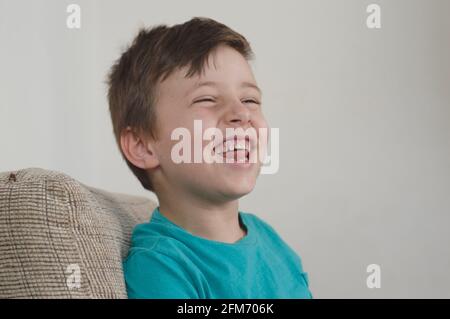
[127,220,186,257]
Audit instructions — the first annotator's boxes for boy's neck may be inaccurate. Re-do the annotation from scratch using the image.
[157,195,247,244]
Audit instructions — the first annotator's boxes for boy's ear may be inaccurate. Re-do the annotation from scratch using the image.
[120,126,160,169]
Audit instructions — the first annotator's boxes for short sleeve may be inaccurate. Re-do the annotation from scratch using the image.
[123,248,199,299]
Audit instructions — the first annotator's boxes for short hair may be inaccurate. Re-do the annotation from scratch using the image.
[107,17,254,192]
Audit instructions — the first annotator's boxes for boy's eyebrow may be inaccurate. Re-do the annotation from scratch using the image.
[187,80,262,96]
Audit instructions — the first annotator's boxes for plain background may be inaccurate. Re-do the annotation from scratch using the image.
[1,0,449,298]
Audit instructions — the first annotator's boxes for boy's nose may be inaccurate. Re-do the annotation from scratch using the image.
[224,101,251,126]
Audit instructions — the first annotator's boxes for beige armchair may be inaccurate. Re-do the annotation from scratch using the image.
[0,167,157,298]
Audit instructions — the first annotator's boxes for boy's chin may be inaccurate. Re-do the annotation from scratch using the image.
[217,179,257,201]
[220,168,260,199]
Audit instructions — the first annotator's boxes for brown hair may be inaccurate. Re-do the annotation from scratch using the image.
[107,17,254,192]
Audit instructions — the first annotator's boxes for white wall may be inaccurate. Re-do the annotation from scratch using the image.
[1,0,449,298]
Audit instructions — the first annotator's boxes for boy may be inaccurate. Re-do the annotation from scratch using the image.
[108,17,312,298]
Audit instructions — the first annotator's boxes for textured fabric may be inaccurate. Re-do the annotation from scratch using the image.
[0,167,156,298]
[124,207,312,299]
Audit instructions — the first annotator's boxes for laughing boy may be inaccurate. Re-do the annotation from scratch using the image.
[108,17,312,299]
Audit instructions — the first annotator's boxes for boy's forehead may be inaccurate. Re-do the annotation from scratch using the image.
[157,69,202,99]
[159,65,258,101]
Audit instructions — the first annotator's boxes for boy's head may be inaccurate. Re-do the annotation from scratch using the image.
[108,17,267,203]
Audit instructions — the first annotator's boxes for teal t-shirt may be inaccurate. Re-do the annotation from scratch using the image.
[123,207,312,299]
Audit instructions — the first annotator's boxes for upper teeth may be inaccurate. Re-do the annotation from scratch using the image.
[229,142,246,151]
[218,141,247,154]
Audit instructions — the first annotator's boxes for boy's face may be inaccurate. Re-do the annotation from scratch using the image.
[150,45,268,202]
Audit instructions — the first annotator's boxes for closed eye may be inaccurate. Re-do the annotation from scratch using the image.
[194,98,260,105]
[242,99,260,105]
[194,98,215,103]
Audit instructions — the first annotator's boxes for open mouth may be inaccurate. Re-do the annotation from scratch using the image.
[213,136,251,163]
